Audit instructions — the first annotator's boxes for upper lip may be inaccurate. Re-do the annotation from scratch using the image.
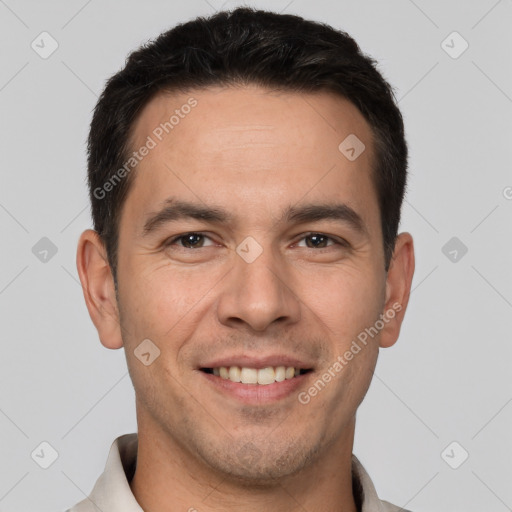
[199,354,315,370]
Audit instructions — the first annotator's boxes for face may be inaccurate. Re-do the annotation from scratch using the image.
[79,85,413,483]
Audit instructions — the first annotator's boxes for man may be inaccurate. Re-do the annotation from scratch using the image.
[71,7,415,512]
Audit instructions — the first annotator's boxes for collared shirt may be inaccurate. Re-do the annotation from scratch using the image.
[67,434,410,512]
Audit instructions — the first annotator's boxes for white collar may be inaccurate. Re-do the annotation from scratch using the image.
[68,433,405,512]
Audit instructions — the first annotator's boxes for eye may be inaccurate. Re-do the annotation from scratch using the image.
[166,232,215,249]
[296,233,346,249]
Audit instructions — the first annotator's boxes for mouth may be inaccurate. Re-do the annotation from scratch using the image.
[200,366,313,385]
[197,354,316,403]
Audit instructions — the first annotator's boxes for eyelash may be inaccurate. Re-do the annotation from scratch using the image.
[164,232,349,250]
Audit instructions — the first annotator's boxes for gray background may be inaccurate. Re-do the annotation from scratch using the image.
[1,0,511,510]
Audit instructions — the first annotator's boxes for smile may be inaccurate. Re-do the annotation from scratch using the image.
[201,366,312,385]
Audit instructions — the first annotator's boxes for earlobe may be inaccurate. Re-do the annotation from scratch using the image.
[379,232,415,348]
[76,229,124,349]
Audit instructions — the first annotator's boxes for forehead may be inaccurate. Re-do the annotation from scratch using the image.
[133,85,372,157]
[125,85,378,231]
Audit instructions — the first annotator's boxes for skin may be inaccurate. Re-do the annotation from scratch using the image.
[77,85,414,512]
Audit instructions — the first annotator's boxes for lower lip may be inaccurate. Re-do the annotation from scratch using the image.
[200,371,312,404]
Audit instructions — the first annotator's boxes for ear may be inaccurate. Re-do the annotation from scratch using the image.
[379,232,415,348]
[76,229,124,349]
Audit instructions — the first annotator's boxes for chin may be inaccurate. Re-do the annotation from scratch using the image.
[200,435,320,486]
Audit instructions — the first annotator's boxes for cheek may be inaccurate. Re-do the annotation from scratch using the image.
[120,260,219,343]
[119,265,211,396]
[329,342,379,419]
[303,266,385,345]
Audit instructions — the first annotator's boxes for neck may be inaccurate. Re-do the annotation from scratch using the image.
[130,413,358,512]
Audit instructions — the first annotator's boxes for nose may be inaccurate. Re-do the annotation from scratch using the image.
[216,245,301,332]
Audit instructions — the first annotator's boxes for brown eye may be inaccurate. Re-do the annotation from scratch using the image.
[295,233,350,250]
[304,233,331,249]
[296,233,337,249]
[167,233,214,249]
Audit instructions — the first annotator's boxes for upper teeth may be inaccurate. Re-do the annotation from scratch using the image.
[213,366,298,385]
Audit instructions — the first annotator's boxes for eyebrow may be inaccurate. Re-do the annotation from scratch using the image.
[285,203,366,235]
[142,199,232,235]
[142,198,367,236]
